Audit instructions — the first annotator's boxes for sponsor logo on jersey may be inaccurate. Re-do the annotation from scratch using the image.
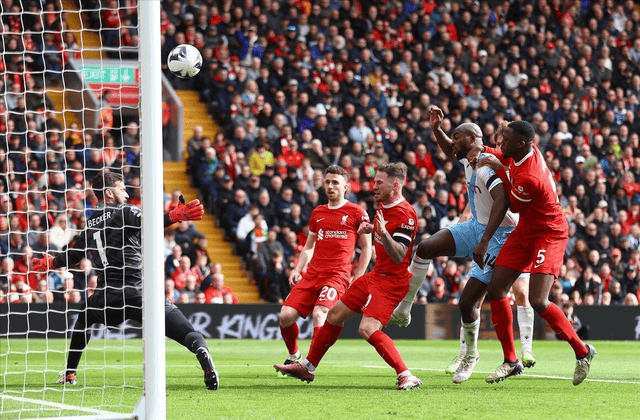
[408,218,414,225]
[323,230,348,239]
[317,218,325,222]
[400,223,416,230]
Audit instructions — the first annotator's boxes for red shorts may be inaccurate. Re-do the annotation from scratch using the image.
[283,274,347,319]
[495,229,568,277]
[340,270,410,325]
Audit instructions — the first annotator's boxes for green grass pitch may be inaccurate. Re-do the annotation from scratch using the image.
[1,338,638,419]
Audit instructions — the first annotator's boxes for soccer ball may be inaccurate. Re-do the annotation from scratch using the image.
[167,44,202,78]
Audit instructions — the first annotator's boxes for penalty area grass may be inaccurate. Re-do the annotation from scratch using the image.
[1,339,638,419]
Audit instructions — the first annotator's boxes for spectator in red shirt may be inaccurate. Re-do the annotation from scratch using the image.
[171,256,196,291]
[204,273,239,304]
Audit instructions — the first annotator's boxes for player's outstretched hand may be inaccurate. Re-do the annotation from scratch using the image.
[375,210,388,236]
[169,195,204,223]
[475,154,505,171]
[32,254,56,272]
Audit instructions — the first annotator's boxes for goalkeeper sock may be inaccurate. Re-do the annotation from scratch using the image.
[185,332,208,354]
[398,256,431,312]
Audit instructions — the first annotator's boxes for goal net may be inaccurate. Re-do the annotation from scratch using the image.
[0,1,164,419]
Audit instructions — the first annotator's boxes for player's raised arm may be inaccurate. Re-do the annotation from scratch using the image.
[429,105,456,161]
[289,231,316,286]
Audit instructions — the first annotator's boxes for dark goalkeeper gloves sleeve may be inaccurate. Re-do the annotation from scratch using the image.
[168,194,204,223]
[31,254,56,272]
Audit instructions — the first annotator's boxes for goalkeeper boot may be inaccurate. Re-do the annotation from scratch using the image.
[196,347,219,390]
[485,360,524,384]
[284,351,301,365]
[573,344,596,386]
[452,353,480,384]
[521,349,536,368]
[57,373,76,385]
[445,354,465,374]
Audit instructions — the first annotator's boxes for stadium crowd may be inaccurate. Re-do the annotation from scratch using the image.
[0,0,236,306]
[1,0,640,309]
[160,0,640,307]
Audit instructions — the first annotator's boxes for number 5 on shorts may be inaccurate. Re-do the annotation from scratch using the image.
[534,249,546,268]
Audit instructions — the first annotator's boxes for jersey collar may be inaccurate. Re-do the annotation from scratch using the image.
[514,149,534,166]
[381,197,405,209]
[328,199,348,210]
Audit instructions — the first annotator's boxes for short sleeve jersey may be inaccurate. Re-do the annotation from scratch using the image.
[487,145,568,236]
[372,198,417,275]
[461,154,518,227]
[306,201,369,281]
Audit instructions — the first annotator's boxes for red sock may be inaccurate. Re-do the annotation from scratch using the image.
[307,322,343,367]
[490,298,517,362]
[312,326,321,343]
[280,323,299,355]
[540,303,588,357]
[367,330,408,375]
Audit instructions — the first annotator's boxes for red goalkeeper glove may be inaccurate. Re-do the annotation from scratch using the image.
[169,195,204,223]
[32,254,56,272]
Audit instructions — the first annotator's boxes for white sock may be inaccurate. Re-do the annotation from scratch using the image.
[301,358,316,374]
[398,370,411,377]
[397,256,431,313]
[517,306,534,352]
[458,325,466,355]
[462,318,480,357]
[288,351,301,359]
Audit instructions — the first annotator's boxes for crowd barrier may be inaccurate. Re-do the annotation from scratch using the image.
[1,304,638,340]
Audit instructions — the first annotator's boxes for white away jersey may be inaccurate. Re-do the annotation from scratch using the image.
[461,154,518,227]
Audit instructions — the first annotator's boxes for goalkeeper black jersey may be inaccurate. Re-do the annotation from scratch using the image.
[54,204,143,293]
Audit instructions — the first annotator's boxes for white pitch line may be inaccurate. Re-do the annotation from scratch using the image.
[0,393,135,418]
[363,365,640,385]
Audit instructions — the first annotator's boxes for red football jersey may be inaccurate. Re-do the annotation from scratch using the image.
[486,145,568,236]
[372,198,418,275]
[306,201,369,281]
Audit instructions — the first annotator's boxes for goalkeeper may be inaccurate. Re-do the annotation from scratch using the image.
[32,172,219,390]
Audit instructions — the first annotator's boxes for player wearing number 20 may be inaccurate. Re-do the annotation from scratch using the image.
[479,121,595,385]
[278,165,372,365]
[31,172,220,390]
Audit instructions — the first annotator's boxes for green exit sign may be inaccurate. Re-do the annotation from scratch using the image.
[79,66,139,84]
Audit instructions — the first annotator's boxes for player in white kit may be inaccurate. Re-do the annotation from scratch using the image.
[388,108,535,383]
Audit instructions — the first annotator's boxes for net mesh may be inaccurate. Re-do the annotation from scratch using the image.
[1,0,143,418]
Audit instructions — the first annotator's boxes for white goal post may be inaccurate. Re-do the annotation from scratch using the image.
[0,0,165,419]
